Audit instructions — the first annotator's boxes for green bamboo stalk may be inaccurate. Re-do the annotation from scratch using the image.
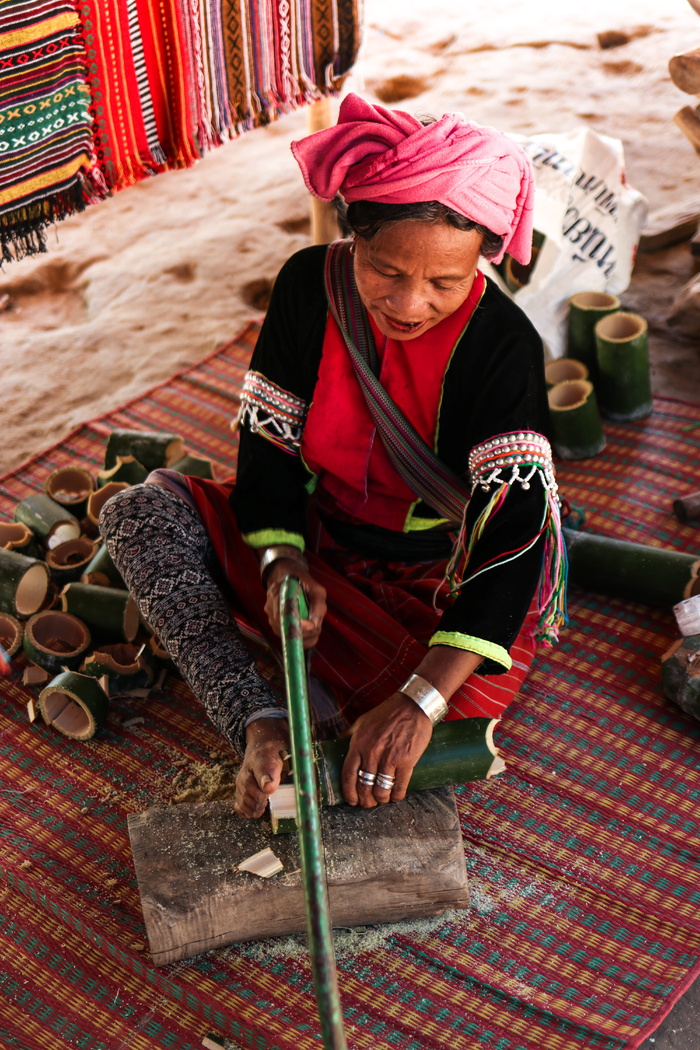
[23,611,92,674]
[39,670,109,740]
[61,582,140,641]
[280,575,347,1050]
[104,429,184,472]
[14,493,81,549]
[594,312,652,421]
[564,528,700,606]
[80,543,125,588]
[170,453,215,479]
[548,380,606,460]
[0,548,50,617]
[45,467,95,519]
[567,291,621,380]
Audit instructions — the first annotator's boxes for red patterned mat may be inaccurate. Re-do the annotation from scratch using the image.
[0,325,699,1050]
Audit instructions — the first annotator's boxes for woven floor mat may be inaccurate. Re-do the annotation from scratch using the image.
[1,324,699,1050]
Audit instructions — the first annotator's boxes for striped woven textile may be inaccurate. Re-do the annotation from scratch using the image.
[0,325,699,1050]
[0,0,361,260]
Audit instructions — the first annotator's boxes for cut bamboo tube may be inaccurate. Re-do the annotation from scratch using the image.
[61,583,140,642]
[14,494,81,550]
[307,98,339,245]
[170,453,215,480]
[0,612,23,658]
[81,543,124,588]
[81,643,154,691]
[38,671,109,740]
[104,429,184,472]
[594,312,652,421]
[97,456,148,488]
[661,635,700,720]
[269,783,299,834]
[674,104,700,157]
[673,489,700,524]
[45,467,95,519]
[0,521,39,557]
[45,537,98,585]
[564,527,700,606]
[547,379,606,460]
[23,611,91,674]
[669,49,700,94]
[0,549,50,617]
[87,482,129,527]
[674,594,700,636]
[544,358,589,389]
[567,291,621,379]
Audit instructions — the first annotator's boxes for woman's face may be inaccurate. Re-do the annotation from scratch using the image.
[352,220,484,341]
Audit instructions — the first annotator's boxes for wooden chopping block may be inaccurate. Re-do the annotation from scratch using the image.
[128,786,470,966]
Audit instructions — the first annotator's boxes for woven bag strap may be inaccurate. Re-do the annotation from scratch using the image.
[324,240,471,524]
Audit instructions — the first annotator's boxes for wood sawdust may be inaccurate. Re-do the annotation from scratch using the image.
[171,756,240,803]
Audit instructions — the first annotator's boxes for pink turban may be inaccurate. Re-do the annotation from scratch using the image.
[291,93,535,265]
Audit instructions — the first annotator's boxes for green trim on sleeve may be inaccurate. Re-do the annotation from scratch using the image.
[428,631,512,671]
[242,530,306,552]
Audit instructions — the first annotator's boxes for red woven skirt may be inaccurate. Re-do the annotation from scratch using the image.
[182,474,539,724]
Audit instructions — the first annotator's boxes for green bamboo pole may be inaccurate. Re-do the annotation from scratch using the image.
[280,575,347,1050]
[0,612,23,658]
[97,456,149,488]
[0,548,50,617]
[45,538,98,585]
[548,380,606,460]
[567,291,621,380]
[80,543,125,588]
[61,582,140,641]
[45,467,95,519]
[23,611,92,674]
[316,718,499,807]
[38,670,109,740]
[14,494,81,549]
[104,429,184,471]
[594,312,652,421]
[564,528,700,606]
[170,453,215,479]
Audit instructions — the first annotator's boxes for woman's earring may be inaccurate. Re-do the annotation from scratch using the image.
[349,240,356,255]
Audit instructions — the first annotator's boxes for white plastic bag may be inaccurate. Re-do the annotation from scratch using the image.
[485,127,648,358]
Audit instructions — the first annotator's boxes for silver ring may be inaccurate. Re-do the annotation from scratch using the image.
[376,773,395,790]
[357,769,376,786]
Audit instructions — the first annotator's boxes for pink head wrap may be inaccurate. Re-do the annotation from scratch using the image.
[291,93,535,265]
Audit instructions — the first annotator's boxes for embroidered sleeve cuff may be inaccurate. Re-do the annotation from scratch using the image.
[428,631,512,671]
[242,529,305,552]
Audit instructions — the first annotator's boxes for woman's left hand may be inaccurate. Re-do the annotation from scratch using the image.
[341,692,433,808]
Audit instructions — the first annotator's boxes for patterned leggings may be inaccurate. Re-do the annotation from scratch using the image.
[99,484,283,756]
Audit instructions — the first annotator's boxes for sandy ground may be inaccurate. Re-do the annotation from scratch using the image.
[1,0,700,477]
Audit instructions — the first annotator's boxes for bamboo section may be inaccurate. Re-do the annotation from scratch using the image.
[547,379,606,460]
[594,312,652,421]
[170,453,215,479]
[0,521,39,557]
[97,456,148,488]
[104,429,184,472]
[564,528,700,606]
[0,549,50,617]
[669,48,700,94]
[61,583,140,642]
[673,488,700,524]
[38,670,109,740]
[81,643,154,691]
[14,494,81,550]
[22,611,91,674]
[81,544,124,588]
[0,612,23,658]
[87,482,129,527]
[567,291,620,379]
[544,358,589,388]
[45,538,98,585]
[45,467,95,519]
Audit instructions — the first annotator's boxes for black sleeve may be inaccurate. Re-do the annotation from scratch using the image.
[230,246,328,546]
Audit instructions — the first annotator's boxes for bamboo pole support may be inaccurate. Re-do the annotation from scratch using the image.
[564,528,700,606]
[567,291,620,380]
[23,611,91,674]
[0,612,23,658]
[547,380,606,460]
[38,671,109,740]
[45,467,95,519]
[544,358,589,389]
[0,548,50,617]
[14,494,81,550]
[104,429,184,472]
[661,634,700,720]
[0,521,40,558]
[61,582,140,642]
[307,98,339,246]
[170,453,215,480]
[45,538,98,585]
[81,543,124,588]
[594,312,652,421]
[673,489,700,524]
[97,456,148,488]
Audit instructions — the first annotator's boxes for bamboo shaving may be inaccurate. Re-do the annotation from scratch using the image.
[237,848,283,878]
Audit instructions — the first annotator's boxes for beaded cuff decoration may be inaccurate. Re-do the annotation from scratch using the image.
[448,430,568,646]
[236,370,307,455]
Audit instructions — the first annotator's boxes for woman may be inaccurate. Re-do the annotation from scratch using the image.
[100,94,566,820]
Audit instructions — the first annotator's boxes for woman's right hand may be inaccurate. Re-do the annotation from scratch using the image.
[264,559,327,648]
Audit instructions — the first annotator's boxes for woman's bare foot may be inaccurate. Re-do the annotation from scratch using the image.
[234,717,290,817]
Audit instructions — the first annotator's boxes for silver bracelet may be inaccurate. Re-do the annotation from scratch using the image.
[259,545,308,586]
[398,674,448,725]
